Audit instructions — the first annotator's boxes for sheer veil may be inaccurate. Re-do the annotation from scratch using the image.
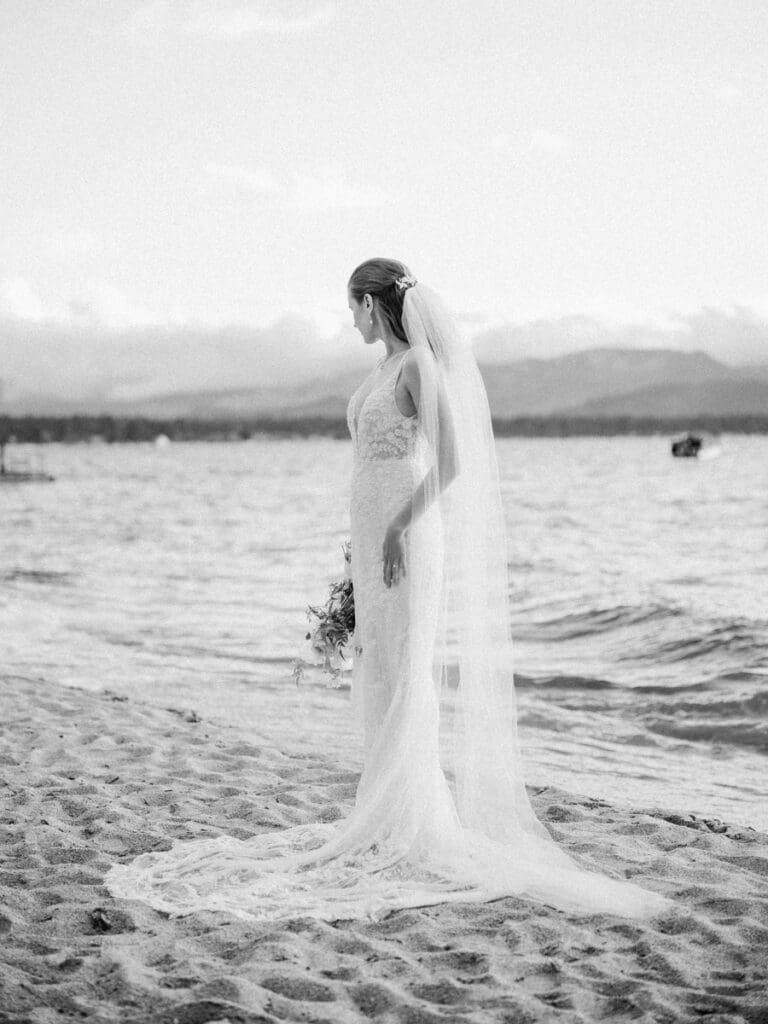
[401,283,552,844]
[402,283,673,917]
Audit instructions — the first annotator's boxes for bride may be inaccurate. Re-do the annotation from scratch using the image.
[105,258,673,922]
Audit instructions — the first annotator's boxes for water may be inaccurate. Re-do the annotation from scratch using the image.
[2,436,766,829]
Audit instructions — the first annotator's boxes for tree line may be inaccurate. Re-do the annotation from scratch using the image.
[2,414,767,444]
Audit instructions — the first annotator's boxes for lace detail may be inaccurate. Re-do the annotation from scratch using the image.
[346,353,421,461]
[346,352,439,753]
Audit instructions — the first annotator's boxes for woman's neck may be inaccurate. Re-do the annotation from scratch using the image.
[381,336,409,360]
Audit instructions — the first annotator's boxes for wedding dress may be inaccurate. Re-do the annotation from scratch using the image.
[104,288,673,923]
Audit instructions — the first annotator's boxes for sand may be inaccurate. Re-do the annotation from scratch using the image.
[1,673,767,1024]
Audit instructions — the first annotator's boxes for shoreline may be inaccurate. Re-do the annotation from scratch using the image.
[4,417,768,445]
[1,673,767,1022]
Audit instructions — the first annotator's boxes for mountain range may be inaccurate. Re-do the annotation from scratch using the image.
[2,344,767,420]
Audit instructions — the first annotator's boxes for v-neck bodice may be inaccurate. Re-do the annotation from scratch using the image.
[346,352,420,461]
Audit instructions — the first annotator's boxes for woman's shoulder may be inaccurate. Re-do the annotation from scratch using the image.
[399,346,438,408]
[399,347,419,387]
[402,345,435,376]
[403,345,439,383]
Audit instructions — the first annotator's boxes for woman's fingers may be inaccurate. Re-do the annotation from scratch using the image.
[383,560,405,587]
[382,537,406,587]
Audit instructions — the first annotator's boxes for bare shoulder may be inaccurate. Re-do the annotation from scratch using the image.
[401,346,433,387]
[394,348,421,417]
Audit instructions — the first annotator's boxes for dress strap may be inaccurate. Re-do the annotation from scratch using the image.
[380,349,408,385]
[393,349,410,392]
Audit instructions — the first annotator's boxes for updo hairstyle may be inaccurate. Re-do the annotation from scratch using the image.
[348,257,412,345]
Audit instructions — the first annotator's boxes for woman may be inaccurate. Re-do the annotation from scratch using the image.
[105,259,673,922]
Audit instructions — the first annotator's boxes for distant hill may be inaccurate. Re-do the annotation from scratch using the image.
[98,372,364,420]
[742,361,768,382]
[569,377,768,417]
[478,347,732,416]
[2,344,765,420]
[102,347,767,420]
[0,318,370,415]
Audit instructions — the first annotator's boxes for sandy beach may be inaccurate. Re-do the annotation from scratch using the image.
[1,673,767,1024]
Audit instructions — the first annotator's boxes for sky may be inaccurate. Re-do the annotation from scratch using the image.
[1,0,767,398]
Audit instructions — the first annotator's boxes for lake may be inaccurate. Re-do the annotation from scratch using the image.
[2,434,766,829]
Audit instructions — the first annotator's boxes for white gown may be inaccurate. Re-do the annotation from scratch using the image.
[104,352,673,922]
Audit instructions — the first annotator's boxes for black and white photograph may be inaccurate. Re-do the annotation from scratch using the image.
[1,1,767,1021]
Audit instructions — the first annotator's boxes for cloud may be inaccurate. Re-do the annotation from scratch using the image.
[0,271,341,339]
[0,308,365,411]
[124,0,336,46]
[7,269,767,370]
[204,160,389,211]
[489,129,572,158]
[289,163,389,211]
[527,129,571,155]
[489,132,517,156]
[0,275,158,331]
[65,281,160,331]
[43,229,102,264]
[471,304,768,367]
[124,0,174,47]
[0,277,50,321]
[708,84,742,103]
[3,301,766,415]
[184,0,337,38]
[3,272,766,413]
[667,304,768,365]
[204,162,281,198]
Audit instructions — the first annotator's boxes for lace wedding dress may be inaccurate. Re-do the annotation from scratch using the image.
[104,347,673,922]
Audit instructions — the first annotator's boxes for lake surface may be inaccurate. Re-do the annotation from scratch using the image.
[2,435,766,829]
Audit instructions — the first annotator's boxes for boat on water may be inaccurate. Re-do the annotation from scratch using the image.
[670,431,721,460]
[0,441,55,483]
[671,432,702,457]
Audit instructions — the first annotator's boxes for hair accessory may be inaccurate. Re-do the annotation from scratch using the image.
[394,274,417,292]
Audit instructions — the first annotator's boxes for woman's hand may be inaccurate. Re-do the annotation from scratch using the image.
[382,522,407,588]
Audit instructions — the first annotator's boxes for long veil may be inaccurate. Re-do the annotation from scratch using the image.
[399,284,673,916]
[401,284,553,844]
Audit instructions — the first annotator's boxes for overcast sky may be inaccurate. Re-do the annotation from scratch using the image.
[1,0,767,383]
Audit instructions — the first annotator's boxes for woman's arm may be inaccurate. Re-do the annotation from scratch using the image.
[390,351,459,533]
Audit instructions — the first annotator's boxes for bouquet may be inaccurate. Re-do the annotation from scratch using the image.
[293,541,356,686]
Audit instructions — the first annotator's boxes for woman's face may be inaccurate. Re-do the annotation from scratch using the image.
[348,288,375,345]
